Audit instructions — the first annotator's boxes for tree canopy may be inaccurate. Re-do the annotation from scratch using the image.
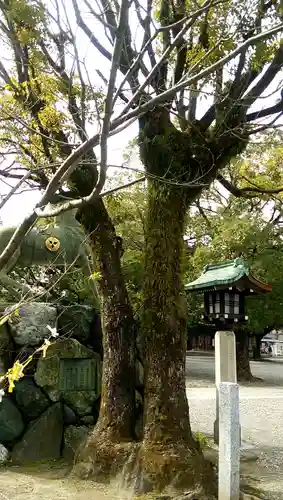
[185,136,283,334]
[0,0,283,233]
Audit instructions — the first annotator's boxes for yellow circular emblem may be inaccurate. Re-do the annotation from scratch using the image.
[45,236,60,252]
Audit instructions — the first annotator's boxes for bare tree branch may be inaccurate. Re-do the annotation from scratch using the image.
[242,44,283,111]
[0,168,145,273]
[36,176,147,217]
[39,40,88,142]
[98,0,130,196]
[84,0,116,35]
[0,60,18,90]
[0,4,282,274]
[113,8,201,105]
[246,102,283,122]
[199,4,282,131]
[0,212,38,270]
[0,171,32,210]
[29,23,283,198]
[135,0,157,69]
[96,69,129,104]
[119,0,226,114]
[99,0,118,41]
[217,173,283,198]
[195,199,212,228]
[72,0,112,62]
[116,22,283,125]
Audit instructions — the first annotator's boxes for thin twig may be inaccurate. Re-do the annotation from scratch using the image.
[0,171,32,211]
[72,0,112,62]
[0,18,282,272]
[119,0,227,115]
[112,9,205,106]
[35,163,211,218]
[30,21,283,201]
[98,0,130,196]
[116,22,283,124]
[36,176,147,217]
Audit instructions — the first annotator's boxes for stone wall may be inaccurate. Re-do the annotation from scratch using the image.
[0,302,103,465]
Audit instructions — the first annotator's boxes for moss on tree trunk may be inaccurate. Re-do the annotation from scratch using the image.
[135,180,216,494]
[71,170,136,479]
[142,183,191,444]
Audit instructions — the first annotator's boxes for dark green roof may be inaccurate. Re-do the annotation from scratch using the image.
[185,258,271,293]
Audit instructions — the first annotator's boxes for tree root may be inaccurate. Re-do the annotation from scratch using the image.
[71,428,261,500]
[73,430,217,498]
[122,442,217,498]
[72,428,136,481]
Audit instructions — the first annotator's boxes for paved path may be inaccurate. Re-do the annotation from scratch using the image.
[186,354,283,386]
[185,355,283,498]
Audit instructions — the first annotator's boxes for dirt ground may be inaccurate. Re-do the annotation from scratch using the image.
[0,462,128,500]
[0,455,278,500]
[0,445,281,500]
[203,440,283,500]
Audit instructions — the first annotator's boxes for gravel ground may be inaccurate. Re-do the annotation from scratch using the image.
[186,355,283,499]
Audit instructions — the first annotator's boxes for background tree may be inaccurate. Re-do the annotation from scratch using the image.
[105,172,146,316]
[185,136,283,380]
[1,0,283,494]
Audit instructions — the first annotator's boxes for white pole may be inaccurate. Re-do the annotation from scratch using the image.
[214,331,237,444]
[218,382,240,500]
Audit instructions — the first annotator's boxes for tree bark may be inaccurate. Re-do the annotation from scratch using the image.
[253,335,262,360]
[70,167,137,478]
[130,109,217,495]
[142,183,191,444]
[136,180,216,494]
[235,330,254,381]
[81,200,136,440]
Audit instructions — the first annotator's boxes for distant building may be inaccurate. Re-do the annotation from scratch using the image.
[262,330,283,357]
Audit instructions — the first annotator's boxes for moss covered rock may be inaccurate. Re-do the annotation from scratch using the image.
[62,425,90,462]
[7,303,57,346]
[11,403,63,463]
[14,377,51,420]
[57,304,95,343]
[0,397,25,443]
[35,338,101,416]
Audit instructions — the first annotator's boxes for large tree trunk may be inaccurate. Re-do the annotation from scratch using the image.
[135,180,216,495]
[83,200,136,438]
[235,330,254,381]
[253,335,262,360]
[70,167,136,479]
[128,109,217,496]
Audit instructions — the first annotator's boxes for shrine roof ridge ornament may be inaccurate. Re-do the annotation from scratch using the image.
[185,257,272,294]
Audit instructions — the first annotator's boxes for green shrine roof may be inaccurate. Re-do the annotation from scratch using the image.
[185,258,272,294]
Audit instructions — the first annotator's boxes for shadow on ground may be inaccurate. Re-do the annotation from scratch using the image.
[201,433,283,500]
